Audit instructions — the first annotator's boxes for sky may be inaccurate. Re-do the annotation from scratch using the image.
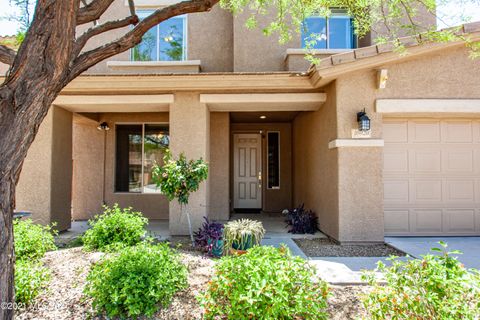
[0,0,479,36]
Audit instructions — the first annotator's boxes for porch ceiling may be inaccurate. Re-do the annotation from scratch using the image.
[52,94,173,112]
[200,93,326,112]
[230,111,300,123]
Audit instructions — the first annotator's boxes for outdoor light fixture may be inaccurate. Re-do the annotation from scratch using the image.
[357,109,371,132]
[260,115,267,119]
[97,122,110,131]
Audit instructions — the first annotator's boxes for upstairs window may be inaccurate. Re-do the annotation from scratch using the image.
[131,11,187,61]
[301,9,356,49]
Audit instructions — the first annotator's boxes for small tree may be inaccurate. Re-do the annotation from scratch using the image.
[152,151,208,244]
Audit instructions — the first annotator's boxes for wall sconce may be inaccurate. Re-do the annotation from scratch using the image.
[357,109,371,132]
[97,122,110,131]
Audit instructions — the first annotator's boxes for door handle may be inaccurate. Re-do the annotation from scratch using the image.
[258,172,262,188]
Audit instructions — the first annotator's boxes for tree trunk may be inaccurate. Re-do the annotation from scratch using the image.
[0,181,14,320]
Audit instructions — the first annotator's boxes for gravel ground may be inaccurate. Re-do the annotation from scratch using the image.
[15,246,370,319]
[295,238,406,257]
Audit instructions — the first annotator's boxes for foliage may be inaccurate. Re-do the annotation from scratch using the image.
[13,218,57,261]
[223,219,265,253]
[284,203,319,234]
[84,243,188,319]
[14,260,50,305]
[220,0,480,58]
[199,245,329,319]
[362,241,480,319]
[82,204,148,252]
[162,25,184,61]
[152,150,209,206]
[194,217,224,256]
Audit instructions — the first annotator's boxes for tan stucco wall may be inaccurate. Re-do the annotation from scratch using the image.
[72,115,104,220]
[0,62,9,76]
[101,112,170,219]
[293,83,340,239]
[231,123,293,212]
[209,112,230,220]
[169,93,210,234]
[16,106,72,231]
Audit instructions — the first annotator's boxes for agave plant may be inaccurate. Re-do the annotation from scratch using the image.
[223,219,265,254]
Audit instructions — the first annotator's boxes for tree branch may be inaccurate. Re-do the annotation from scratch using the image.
[77,0,115,25]
[74,15,139,56]
[69,0,219,79]
[0,44,16,65]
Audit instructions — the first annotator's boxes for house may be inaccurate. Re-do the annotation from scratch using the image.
[2,2,480,243]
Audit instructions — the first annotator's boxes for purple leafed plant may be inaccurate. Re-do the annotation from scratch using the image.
[284,204,318,234]
[194,217,224,256]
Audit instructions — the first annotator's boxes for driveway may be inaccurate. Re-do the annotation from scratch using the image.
[386,237,480,270]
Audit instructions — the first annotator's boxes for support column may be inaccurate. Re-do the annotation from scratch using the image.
[16,106,73,231]
[169,93,210,235]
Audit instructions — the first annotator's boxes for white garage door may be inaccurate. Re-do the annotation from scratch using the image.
[383,119,480,236]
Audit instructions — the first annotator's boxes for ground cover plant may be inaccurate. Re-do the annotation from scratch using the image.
[199,245,329,319]
[285,204,319,234]
[82,204,148,252]
[13,219,57,305]
[84,242,188,319]
[362,242,480,319]
[194,217,224,257]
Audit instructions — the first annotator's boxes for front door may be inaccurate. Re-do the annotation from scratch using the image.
[233,133,262,209]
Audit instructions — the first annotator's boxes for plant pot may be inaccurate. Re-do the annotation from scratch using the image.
[208,238,224,257]
[232,234,254,251]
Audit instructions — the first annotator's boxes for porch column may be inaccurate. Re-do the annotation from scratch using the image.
[169,93,210,235]
[16,106,73,231]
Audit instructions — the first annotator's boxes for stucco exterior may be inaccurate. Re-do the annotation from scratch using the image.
[16,106,72,231]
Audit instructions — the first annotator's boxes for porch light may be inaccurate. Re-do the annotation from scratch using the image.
[260,115,267,119]
[357,109,370,132]
[97,122,110,131]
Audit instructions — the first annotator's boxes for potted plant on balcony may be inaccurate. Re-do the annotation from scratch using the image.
[223,219,265,255]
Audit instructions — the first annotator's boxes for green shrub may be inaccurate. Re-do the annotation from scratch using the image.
[362,242,480,319]
[199,245,329,319]
[84,243,188,318]
[82,204,148,251]
[13,219,57,261]
[14,260,50,305]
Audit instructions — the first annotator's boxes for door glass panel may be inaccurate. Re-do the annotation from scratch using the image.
[267,132,280,189]
[143,124,169,193]
[115,125,143,192]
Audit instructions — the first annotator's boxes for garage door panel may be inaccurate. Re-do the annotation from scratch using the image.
[384,210,410,233]
[411,149,442,173]
[445,180,475,202]
[384,118,480,236]
[443,149,474,173]
[383,121,408,143]
[409,120,441,143]
[442,121,473,143]
[445,209,476,233]
[384,180,409,202]
[384,149,409,173]
[412,209,443,233]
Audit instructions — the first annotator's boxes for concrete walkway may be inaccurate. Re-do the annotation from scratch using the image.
[386,236,480,270]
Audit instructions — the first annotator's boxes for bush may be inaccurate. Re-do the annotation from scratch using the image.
[284,204,318,234]
[362,242,480,319]
[85,243,188,319]
[14,260,50,305]
[82,204,148,251]
[13,219,57,261]
[199,246,329,319]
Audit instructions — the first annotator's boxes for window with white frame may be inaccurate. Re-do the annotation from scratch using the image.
[301,9,356,49]
[131,11,187,61]
[115,124,169,193]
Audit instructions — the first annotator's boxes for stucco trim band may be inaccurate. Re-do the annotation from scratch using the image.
[376,99,480,114]
[328,139,384,149]
[200,93,326,112]
[53,94,174,112]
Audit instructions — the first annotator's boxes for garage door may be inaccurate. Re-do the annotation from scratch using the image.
[383,119,480,236]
